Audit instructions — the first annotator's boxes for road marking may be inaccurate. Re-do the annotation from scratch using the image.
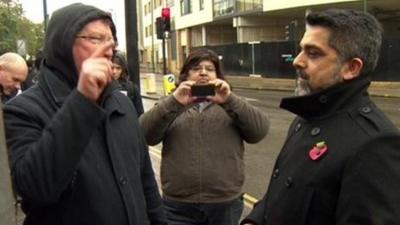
[245,97,259,102]
[149,146,162,157]
[148,146,258,208]
[243,193,257,207]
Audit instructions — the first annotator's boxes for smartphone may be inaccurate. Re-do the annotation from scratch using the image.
[191,84,215,97]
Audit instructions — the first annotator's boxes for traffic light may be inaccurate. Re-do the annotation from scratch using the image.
[161,7,171,32]
[156,17,164,39]
[285,21,296,41]
[156,8,171,40]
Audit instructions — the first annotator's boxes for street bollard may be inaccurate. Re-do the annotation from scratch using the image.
[162,74,176,96]
[146,73,157,94]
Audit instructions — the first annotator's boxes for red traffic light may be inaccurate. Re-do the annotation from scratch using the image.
[161,7,170,19]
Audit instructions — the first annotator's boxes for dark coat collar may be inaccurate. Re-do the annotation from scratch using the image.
[38,66,71,108]
[280,77,371,120]
[38,66,125,115]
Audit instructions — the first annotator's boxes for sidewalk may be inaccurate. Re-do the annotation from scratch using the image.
[226,76,400,98]
[140,73,400,99]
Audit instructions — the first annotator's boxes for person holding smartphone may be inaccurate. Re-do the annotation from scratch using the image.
[139,48,270,225]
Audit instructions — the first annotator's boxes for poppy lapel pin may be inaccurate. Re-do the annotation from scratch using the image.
[309,141,328,161]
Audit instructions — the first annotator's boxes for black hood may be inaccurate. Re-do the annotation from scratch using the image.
[114,51,128,73]
[43,3,116,88]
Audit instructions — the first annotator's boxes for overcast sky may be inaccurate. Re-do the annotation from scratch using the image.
[18,0,127,50]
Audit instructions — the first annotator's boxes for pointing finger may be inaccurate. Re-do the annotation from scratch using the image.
[90,40,115,58]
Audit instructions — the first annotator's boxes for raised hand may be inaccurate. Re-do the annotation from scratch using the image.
[173,80,197,105]
[207,79,231,104]
[77,41,114,103]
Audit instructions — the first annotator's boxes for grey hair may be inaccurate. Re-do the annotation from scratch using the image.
[0,52,25,70]
[306,9,383,76]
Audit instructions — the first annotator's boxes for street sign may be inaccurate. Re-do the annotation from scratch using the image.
[16,40,26,56]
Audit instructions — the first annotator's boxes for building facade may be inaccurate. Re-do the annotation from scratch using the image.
[139,0,400,80]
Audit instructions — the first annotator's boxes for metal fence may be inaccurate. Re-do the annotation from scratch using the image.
[196,38,400,81]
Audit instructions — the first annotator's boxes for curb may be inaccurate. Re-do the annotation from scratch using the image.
[140,75,399,99]
[229,85,399,99]
[141,94,160,100]
[224,76,399,98]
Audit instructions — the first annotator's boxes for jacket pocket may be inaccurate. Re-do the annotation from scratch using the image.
[266,186,315,225]
[305,188,336,225]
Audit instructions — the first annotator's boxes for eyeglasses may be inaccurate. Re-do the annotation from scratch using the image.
[76,34,114,45]
[112,64,122,70]
[190,65,216,73]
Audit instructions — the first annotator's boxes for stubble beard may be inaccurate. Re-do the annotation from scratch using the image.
[295,71,344,97]
[294,70,311,96]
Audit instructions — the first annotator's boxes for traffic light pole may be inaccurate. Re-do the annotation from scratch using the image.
[125,0,140,91]
[162,35,167,75]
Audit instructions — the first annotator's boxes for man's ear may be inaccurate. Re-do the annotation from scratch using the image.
[342,58,363,81]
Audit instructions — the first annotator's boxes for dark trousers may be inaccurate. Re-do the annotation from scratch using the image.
[163,196,244,225]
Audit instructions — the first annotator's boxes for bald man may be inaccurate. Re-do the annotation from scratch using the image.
[0,52,28,103]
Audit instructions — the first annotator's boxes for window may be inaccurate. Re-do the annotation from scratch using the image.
[237,0,262,12]
[214,0,235,17]
[213,0,262,17]
[166,0,175,7]
[200,0,204,10]
[180,0,192,15]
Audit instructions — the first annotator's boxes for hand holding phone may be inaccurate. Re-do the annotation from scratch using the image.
[191,84,216,97]
[207,79,231,104]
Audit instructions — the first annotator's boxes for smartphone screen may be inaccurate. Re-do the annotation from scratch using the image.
[191,84,215,97]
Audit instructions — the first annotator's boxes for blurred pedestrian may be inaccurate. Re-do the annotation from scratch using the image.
[140,48,269,225]
[0,52,28,103]
[112,50,144,116]
[4,3,166,225]
[22,50,42,91]
[241,8,400,225]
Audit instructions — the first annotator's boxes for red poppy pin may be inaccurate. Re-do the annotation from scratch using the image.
[309,141,328,161]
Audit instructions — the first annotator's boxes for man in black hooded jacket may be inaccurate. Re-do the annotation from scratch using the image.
[4,3,166,225]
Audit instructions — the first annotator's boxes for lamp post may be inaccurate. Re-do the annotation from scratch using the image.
[151,0,155,73]
[248,41,260,76]
[363,0,367,12]
[43,0,48,32]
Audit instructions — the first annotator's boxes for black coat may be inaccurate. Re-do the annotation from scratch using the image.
[4,67,166,225]
[4,3,165,225]
[118,79,144,116]
[242,77,400,225]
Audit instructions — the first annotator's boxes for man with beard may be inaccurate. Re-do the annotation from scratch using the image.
[3,3,166,225]
[0,52,28,103]
[241,8,400,225]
